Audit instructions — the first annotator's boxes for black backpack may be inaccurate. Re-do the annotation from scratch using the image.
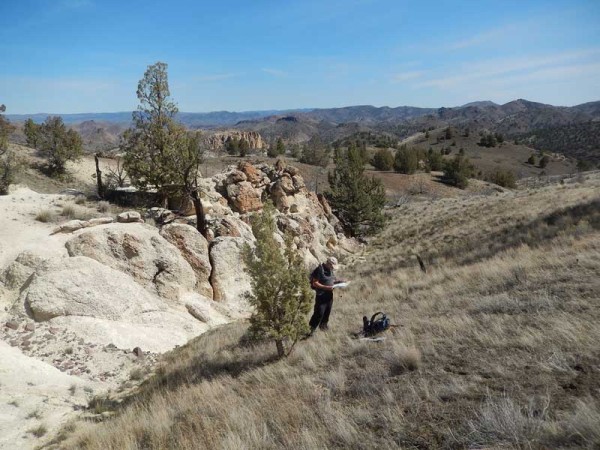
[309,265,321,290]
[362,312,390,336]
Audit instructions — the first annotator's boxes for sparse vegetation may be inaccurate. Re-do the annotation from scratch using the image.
[58,175,600,450]
[443,154,474,188]
[0,105,20,195]
[371,147,394,171]
[38,116,83,175]
[28,424,47,438]
[35,209,55,223]
[242,203,313,357]
[486,168,517,188]
[393,145,418,174]
[327,144,386,236]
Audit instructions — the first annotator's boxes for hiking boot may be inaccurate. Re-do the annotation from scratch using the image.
[302,328,316,340]
[319,324,329,331]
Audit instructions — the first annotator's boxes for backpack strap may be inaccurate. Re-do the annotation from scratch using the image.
[370,312,385,324]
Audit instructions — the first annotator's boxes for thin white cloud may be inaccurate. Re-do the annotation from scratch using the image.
[195,73,239,82]
[448,24,518,50]
[261,68,288,77]
[391,71,424,83]
[416,48,600,88]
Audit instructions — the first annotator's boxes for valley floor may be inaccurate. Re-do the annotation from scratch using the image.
[59,173,600,449]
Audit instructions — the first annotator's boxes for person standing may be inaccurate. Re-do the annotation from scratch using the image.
[308,256,345,333]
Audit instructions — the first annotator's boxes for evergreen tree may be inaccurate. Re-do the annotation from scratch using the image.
[393,146,418,174]
[539,155,550,168]
[527,154,536,165]
[38,116,83,175]
[443,155,474,189]
[243,203,313,358]
[276,137,285,156]
[0,105,19,195]
[121,62,207,235]
[225,136,240,155]
[371,148,394,171]
[300,136,330,167]
[24,119,40,149]
[426,148,444,171]
[239,137,250,157]
[327,145,386,236]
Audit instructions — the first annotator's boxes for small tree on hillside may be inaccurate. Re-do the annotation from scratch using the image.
[539,155,550,168]
[38,116,83,175]
[300,136,330,167]
[371,148,394,171]
[122,61,207,235]
[0,105,20,195]
[276,137,285,156]
[426,148,444,171]
[239,137,250,157]
[393,146,418,174]
[24,118,40,149]
[225,136,240,155]
[443,155,474,189]
[527,154,536,165]
[327,145,386,236]
[243,203,313,358]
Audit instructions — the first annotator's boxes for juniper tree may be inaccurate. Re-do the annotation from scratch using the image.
[38,116,83,175]
[327,145,386,236]
[243,203,313,358]
[24,118,40,149]
[0,105,19,194]
[443,154,474,189]
[394,146,418,174]
[121,62,207,235]
[371,148,394,171]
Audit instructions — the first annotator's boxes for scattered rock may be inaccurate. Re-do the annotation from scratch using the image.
[5,321,19,330]
[116,211,143,223]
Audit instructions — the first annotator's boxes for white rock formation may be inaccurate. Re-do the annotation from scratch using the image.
[65,223,197,306]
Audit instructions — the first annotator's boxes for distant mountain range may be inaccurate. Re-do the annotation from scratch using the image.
[7,99,600,163]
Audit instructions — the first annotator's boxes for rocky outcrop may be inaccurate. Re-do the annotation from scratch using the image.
[209,237,252,311]
[203,131,265,151]
[64,223,196,305]
[160,224,213,299]
[23,256,164,322]
[226,181,263,214]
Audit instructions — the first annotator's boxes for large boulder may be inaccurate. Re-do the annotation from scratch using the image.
[0,251,49,291]
[226,181,263,214]
[65,223,196,305]
[159,223,213,299]
[209,237,252,311]
[23,256,164,322]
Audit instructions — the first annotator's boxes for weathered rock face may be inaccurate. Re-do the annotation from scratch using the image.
[0,251,49,291]
[203,131,265,151]
[226,181,264,214]
[64,223,196,305]
[23,256,164,322]
[159,224,213,299]
[209,237,252,311]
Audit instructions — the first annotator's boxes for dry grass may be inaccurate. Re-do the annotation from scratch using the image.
[61,203,96,221]
[59,176,600,449]
[35,209,55,222]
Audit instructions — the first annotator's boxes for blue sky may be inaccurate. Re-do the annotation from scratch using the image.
[1,0,599,113]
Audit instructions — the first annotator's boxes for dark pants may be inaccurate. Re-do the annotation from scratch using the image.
[309,293,333,330]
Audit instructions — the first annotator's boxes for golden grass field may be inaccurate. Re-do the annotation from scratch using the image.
[49,171,600,449]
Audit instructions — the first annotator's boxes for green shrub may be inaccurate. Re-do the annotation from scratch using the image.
[371,148,394,171]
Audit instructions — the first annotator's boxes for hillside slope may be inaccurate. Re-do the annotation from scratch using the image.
[58,173,600,449]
